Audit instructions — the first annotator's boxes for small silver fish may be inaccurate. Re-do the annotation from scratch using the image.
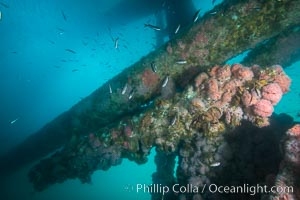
[170,116,177,126]
[140,100,153,108]
[0,11,2,21]
[121,83,128,95]
[47,39,55,44]
[176,60,187,64]
[251,7,261,11]
[114,37,119,49]
[57,27,64,32]
[151,62,157,73]
[128,90,134,100]
[210,162,221,167]
[210,11,217,15]
[193,9,201,23]
[61,10,67,21]
[9,117,19,125]
[65,49,76,54]
[174,24,181,34]
[162,76,169,88]
[144,23,161,31]
[0,2,9,8]
[109,84,112,94]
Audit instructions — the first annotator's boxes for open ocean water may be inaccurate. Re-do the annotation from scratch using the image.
[0,0,299,200]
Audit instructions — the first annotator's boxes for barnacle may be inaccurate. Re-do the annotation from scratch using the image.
[254,116,266,127]
[202,107,222,123]
[190,106,224,138]
[265,67,278,77]
[231,92,242,106]
[190,112,204,130]
[140,112,153,129]
[203,121,226,138]
[254,79,268,89]
[191,107,222,129]
[237,86,245,95]
[243,79,268,97]
[230,113,241,127]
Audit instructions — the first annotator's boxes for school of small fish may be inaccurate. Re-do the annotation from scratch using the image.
[0,0,221,127]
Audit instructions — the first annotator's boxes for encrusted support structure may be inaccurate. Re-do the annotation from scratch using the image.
[28,64,293,194]
[175,115,294,200]
[268,124,300,200]
[151,149,177,200]
[1,0,300,177]
[242,27,300,68]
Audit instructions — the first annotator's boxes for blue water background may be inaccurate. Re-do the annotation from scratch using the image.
[0,0,299,200]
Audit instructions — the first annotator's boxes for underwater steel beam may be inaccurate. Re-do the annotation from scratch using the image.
[28,63,292,191]
[0,0,299,175]
[242,27,300,68]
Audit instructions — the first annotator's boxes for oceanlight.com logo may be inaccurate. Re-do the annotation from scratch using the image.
[207,184,293,196]
[132,183,293,196]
